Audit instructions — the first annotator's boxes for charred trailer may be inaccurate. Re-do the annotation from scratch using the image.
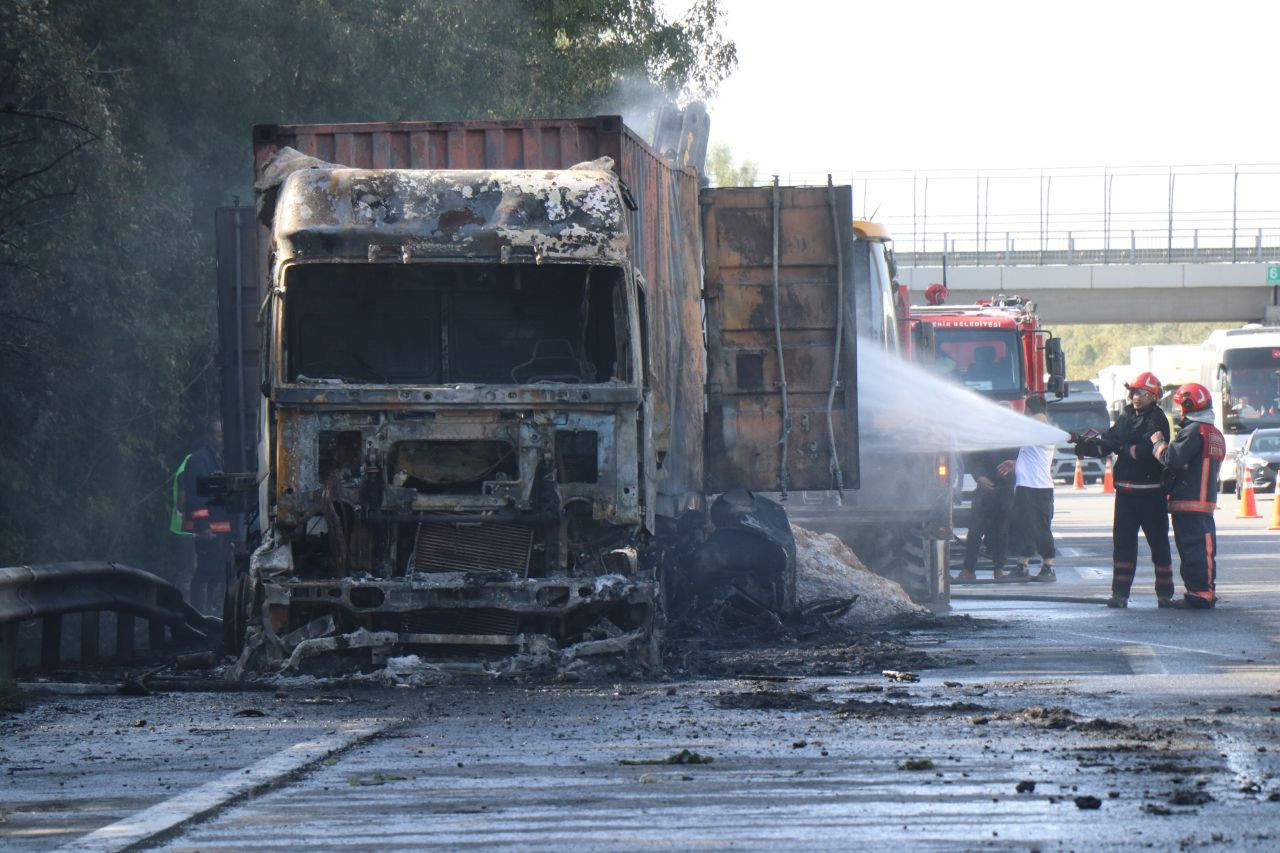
[221,116,711,673]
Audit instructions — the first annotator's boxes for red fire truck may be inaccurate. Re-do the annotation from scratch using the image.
[908,292,1067,408]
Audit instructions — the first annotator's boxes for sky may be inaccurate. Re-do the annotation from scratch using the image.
[686,0,1280,251]
[703,0,1280,175]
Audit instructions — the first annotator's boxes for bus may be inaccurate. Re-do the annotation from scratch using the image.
[1199,325,1280,491]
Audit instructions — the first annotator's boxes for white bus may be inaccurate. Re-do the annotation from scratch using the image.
[1199,325,1280,490]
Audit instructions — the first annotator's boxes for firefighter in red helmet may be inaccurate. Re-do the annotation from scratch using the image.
[1070,371,1173,608]
[1150,382,1224,609]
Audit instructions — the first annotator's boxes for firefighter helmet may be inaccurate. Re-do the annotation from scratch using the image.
[1172,382,1212,414]
[1124,371,1162,398]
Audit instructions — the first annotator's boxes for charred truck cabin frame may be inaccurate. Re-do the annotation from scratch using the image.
[238,156,663,673]
[215,114,915,674]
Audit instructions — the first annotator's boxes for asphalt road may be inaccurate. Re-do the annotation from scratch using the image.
[3,486,1280,850]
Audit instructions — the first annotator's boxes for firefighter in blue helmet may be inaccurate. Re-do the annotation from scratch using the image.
[1151,383,1225,609]
[178,420,232,614]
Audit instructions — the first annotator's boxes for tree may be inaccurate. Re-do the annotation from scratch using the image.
[0,0,736,571]
[706,142,758,187]
[1053,322,1222,381]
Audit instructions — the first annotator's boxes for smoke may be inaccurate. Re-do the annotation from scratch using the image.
[592,75,676,146]
[856,340,1069,451]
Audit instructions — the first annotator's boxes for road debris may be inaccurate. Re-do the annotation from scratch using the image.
[1074,795,1102,809]
[793,526,926,625]
[618,749,714,766]
[882,669,920,683]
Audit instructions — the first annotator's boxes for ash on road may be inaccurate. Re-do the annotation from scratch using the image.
[3,489,1280,850]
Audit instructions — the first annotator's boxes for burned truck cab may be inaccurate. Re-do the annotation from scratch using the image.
[234,158,659,672]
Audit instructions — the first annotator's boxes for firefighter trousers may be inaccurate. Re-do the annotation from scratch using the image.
[1171,512,1217,603]
[1111,490,1174,599]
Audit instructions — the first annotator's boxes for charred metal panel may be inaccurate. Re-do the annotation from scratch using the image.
[253,117,707,521]
[701,186,860,493]
[215,206,261,474]
[271,407,641,530]
[272,167,628,266]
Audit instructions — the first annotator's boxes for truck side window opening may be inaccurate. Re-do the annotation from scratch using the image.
[283,263,624,384]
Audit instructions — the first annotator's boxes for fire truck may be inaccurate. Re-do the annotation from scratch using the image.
[908,292,1066,408]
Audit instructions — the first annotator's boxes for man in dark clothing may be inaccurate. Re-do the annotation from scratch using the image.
[1152,382,1225,609]
[1071,371,1172,608]
[956,446,1016,581]
[180,421,232,614]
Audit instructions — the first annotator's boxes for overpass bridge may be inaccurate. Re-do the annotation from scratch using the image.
[826,164,1280,324]
[894,250,1280,324]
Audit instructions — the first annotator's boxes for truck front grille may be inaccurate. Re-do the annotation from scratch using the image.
[413,522,533,575]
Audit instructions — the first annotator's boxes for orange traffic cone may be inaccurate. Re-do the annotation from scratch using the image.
[1073,457,1085,491]
[1239,470,1260,519]
[1102,457,1115,493]
[1269,487,1280,531]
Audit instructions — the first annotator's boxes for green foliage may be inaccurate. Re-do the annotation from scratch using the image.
[0,0,735,572]
[706,142,758,187]
[1053,322,1222,381]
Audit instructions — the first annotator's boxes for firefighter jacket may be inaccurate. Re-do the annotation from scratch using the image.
[1077,404,1169,493]
[180,443,232,536]
[1153,416,1225,514]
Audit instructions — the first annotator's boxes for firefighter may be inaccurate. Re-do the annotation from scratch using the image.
[1069,372,1173,608]
[1150,383,1225,609]
[180,420,232,614]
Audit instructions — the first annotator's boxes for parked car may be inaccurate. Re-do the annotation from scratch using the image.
[1233,428,1280,496]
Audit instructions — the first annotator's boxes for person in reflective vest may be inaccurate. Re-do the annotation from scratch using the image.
[1151,383,1225,610]
[179,420,232,614]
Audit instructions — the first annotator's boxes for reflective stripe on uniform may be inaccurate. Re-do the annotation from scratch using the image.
[191,508,210,519]
[1169,500,1216,513]
[1116,481,1163,491]
[1205,531,1215,593]
[209,521,232,534]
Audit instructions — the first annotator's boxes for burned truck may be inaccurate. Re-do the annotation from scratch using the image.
[214,115,881,673]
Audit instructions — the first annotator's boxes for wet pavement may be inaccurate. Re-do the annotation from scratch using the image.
[3,487,1279,850]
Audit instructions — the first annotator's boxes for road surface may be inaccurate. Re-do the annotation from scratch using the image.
[3,487,1279,850]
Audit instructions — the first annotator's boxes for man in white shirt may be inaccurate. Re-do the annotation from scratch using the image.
[1000,396,1057,583]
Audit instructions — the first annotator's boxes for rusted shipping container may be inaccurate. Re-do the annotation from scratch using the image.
[250,115,706,516]
[701,185,860,494]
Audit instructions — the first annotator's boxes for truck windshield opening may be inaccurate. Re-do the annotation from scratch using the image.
[932,328,1024,394]
[283,263,626,385]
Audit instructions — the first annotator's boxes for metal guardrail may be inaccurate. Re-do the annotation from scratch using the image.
[0,562,217,685]
[898,245,1280,268]
[771,165,1280,266]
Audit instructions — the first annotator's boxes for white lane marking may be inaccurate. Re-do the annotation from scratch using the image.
[1119,643,1167,675]
[57,721,396,852]
[1053,629,1238,659]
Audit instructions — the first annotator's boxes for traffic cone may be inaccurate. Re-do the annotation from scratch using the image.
[1102,457,1115,494]
[1269,487,1280,531]
[1073,457,1085,491]
[1238,470,1260,519]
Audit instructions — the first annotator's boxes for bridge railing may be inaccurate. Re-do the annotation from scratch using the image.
[0,562,217,685]
[897,226,1280,268]
[768,165,1280,268]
